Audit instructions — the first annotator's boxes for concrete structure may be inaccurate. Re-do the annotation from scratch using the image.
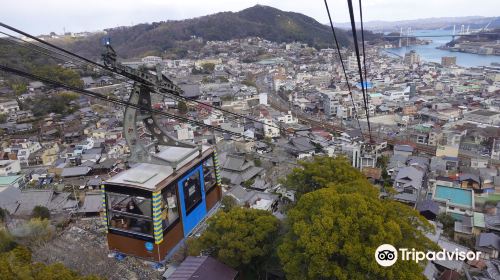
[441,56,457,67]
[0,160,21,176]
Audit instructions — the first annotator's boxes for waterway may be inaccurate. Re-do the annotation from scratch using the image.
[386,29,500,67]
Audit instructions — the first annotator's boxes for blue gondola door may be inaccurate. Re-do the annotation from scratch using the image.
[177,165,207,236]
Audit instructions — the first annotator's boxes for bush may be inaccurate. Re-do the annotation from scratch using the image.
[9,218,54,247]
[0,208,6,223]
[0,229,16,253]
[32,206,50,220]
[221,196,237,212]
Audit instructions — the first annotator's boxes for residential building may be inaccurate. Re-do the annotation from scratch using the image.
[441,56,457,67]
[0,160,21,175]
[0,100,19,114]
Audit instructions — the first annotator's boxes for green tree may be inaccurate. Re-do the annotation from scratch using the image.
[221,177,231,185]
[241,79,257,88]
[188,207,280,275]
[376,154,390,169]
[282,156,378,198]
[177,101,188,114]
[32,206,50,220]
[0,113,7,124]
[10,218,54,247]
[278,187,438,280]
[32,65,83,88]
[437,213,455,238]
[0,246,104,280]
[9,82,27,95]
[0,208,6,223]
[242,178,255,188]
[0,229,16,253]
[200,62,215,73]
[221,195,237,212]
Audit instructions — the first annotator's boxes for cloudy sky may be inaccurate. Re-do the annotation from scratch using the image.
[1,0,498,35]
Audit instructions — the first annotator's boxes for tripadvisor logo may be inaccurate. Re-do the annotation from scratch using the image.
[374,244,482,267]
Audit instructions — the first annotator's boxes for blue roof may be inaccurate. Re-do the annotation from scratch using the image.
[0,175,23,186]
[434,185,473,208]
[356,81,373,89]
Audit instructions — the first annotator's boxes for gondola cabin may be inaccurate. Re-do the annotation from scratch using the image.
[101,146,222,262]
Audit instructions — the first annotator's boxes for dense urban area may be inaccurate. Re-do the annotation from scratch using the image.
[0,5,500,280]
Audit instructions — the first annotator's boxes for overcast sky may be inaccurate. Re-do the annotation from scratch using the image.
[1,0,498,35]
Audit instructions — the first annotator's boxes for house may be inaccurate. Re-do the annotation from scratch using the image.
[476,232,500,259]
[387,154,408,176]
[394,144,414,157]
[13,190,77,216]
[0,160,21,175]
[454,212,485,241]
[60,166,92,178]
[287,136,316,159]
[219,154,263,185]
[393,166,425,205]
[459,173,481,192]
[433,185,474,217]
[0,175,26,188]
[464,109,500,126]
[0,186,21,213]
[78,192,103,216]
[0,100,19,114]
[435,239,470,272]
[418,200,440,220]
[164,256,238,280]
[226,185,278,211]
[485,203,500,233]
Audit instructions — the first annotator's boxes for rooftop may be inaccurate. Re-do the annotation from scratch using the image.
[0,175,24,186]
[166,256,238,280]
[434,185,473,208]
[105,146,210,191]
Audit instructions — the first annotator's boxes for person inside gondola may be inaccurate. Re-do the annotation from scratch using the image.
[126,200,143,215]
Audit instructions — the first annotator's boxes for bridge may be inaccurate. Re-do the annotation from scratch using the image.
[382,33,500,39]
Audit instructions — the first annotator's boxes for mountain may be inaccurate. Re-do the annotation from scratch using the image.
[335,16,500,32]
[53,5,374,60]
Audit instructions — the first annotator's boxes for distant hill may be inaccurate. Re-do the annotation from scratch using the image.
[52,5,378,60]
[335,16,500,32]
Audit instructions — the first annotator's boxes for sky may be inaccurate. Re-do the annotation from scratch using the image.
[1,0,498,35]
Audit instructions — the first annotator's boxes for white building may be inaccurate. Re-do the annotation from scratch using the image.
[383,87,410,101]
[277,111,298,124]
[141,56,162,65]
[175,125,195,141]
[0,100,19,114]
[261,118,280,138]
[347,52,363,71]
[6,141,42,165]
[259,92,268,106]
[0,160,21,176]
[404,50,420,65]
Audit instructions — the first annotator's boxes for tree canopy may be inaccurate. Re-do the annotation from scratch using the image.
[188,207,280,274]
[32,206,50,220]
[0,246,103,280]
[32,65,83,88]
[282,156,378,198]
[278,186,438,280]
[177,100,188,114]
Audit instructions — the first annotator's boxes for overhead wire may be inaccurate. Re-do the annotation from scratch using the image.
[0,23,335,151]
[358,0,368,90]
[346,0,373,143]
[0,64,304,165]
[0,23,286,135]
[323,0,365,141]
